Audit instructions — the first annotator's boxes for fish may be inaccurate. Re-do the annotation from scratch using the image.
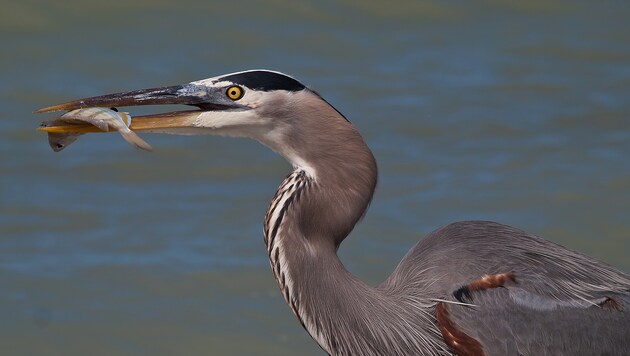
[43,107,153,152]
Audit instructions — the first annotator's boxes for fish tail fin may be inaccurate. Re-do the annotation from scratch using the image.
[119,129,153,152]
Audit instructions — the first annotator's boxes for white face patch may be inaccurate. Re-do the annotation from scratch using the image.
[192,110,267,137]
[188,79,270,135]
[188,71,318,179]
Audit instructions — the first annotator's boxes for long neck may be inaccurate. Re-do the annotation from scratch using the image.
[263,131,447,355]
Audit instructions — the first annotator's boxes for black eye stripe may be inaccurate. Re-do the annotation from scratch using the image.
[219,71,305,92]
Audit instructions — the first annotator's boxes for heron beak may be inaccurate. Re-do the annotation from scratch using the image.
[36,83,242,133]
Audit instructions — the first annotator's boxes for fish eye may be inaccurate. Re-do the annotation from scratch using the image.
[226,86,244,100]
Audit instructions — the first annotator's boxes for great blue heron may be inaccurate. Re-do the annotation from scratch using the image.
[37,70,629,355]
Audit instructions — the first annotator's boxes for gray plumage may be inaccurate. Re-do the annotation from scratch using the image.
[38,70,630,355]
[247,74,629,355]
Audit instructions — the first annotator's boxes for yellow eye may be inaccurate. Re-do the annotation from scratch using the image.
[226,85,244,100]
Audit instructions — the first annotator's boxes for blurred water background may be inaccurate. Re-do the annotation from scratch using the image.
[1,1,629,355]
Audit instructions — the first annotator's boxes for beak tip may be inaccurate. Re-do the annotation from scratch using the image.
[34,104,69,114]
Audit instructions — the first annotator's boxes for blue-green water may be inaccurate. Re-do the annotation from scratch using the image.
[2,1,629,354]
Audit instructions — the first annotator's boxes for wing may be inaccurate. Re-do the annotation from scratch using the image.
[383,221,630,355]
[441,282,629,355]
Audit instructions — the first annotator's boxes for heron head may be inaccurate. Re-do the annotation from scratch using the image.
[39,70,305,129]
[37,70,362,178]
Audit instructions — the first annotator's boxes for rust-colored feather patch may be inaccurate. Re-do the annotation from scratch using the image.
[454,272,516,303]
[598,297,621,311]
[436,302,485,356]
[468,272,516,292]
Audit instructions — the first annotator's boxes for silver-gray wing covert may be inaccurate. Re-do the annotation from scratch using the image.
[383,221,630,355]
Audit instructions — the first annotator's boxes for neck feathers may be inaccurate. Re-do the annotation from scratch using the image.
[263,170,312,332]
[262,156,448,355]
[260,94,446,354]
[262,169,446,355]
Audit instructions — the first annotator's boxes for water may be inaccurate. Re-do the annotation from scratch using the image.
[2,1,629,354]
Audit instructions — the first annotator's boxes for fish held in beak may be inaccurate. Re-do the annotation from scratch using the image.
[42,107,153,152]
[36,83,241,152]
